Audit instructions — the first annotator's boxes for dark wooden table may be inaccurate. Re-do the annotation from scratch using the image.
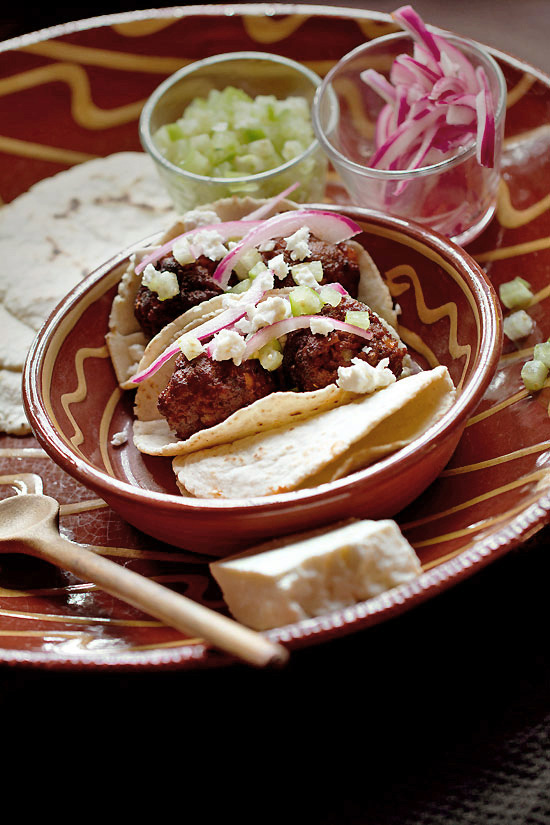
[1,3,550,818]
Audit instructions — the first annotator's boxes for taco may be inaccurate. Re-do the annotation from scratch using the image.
[106,195,397,389]
[105,197,455,496]
[172,365,455,499]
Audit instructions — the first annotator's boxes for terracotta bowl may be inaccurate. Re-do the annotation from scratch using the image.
[23,206,502,555]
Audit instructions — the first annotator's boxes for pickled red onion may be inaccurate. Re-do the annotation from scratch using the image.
[239,315,373,361]
[212,210,363,289]
[134,220,261,276]
[129,276,270,384]
[361,5,497,173]
[134,183,300,276]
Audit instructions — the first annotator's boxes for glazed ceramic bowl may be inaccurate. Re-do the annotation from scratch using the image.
[23,206,502,555]
[139,51,327,212]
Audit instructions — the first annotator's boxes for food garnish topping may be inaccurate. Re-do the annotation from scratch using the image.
[361,5,497,176]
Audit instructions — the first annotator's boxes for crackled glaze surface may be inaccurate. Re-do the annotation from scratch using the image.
[1,5,550,670]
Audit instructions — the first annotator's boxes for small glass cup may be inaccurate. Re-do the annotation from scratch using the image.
[312,32,507,245]
[140,51,327,212]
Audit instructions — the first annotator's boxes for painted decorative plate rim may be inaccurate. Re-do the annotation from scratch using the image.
[1,4,550,670]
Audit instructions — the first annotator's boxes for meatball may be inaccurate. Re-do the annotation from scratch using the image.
[281,295,406,392]
[260,236,361,297]
[134,253,223,339]
[157,353,278,441]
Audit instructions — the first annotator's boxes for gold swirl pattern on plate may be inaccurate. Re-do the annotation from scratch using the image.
[112,18,180,37]
[242,13,311,43]
[22,41,188,75]
[0,64,145,130]
[496,178,550,229]
[0,136,96,165]
[506,72,536,108]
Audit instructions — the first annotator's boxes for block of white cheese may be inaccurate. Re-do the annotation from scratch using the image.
[210,520,422,631]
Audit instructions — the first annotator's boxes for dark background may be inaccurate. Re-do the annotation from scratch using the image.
[1,3,550,819]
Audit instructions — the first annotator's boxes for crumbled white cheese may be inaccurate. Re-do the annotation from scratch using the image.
[254,269,275,294]
[178,334,205,360]
[291,260,323,288]
[141,264,179,300]
[284,226,311,261]
[337,357,396,394]
[235,296,291,335]
[309,316,335,335]
[268,253,289,281]
[172,237,195,266]
[190,228,228,261]
[182,208,221,229]
[209,328,247,365]
[503,310,534,341]
[258,240,276,252]
[110,431,127,447]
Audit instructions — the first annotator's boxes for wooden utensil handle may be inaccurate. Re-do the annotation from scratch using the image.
[31,531,288,668]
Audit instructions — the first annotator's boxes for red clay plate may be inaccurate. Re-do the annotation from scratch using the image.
[1,5,550,670]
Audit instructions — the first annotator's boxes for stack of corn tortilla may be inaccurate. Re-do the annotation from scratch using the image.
[0,151,176,435]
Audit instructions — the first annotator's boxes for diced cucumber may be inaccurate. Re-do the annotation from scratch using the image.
[499,277,533,309]
[152,85,315,181]
[345,310,371,330]
[521,359,548,392]
[289,285,323,316]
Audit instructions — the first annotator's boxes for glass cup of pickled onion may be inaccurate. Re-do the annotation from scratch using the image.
[139,51,328,213]
[312,32,506,246]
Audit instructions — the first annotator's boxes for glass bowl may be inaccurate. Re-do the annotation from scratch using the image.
[312,32,507,246]
[139,51,328,212]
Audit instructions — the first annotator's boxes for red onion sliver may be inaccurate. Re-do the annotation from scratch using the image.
[362,5,496,172]
[392,5,441,62]
[475,66,496,167]
[134,220,262,276]
[241,315,373,360]
[211,210,363,289]
[129,277,270,384]
[360,69,398,105]
[244,182,300,220]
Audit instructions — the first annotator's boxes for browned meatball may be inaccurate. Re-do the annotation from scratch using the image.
[260,236,361,296]
[281,295,406,392]
[134,253,223,339]
[157,353,278,440]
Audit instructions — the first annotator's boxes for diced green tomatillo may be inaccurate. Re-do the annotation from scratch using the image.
[521,359,549,392]
[345,310,371,330]
[319,286,342,307]
[229,278,253,294]
[152,86,315,180]
[249,261,269,280]
[499,277,533,309]
[233,248,262,280]
[257,339,283,371]
[289,285,323,316]
[533,342,550,367]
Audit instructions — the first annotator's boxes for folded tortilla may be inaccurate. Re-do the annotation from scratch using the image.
[172,365,455,499]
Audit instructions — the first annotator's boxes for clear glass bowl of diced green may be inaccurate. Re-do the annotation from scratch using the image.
[139,51,328,212]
